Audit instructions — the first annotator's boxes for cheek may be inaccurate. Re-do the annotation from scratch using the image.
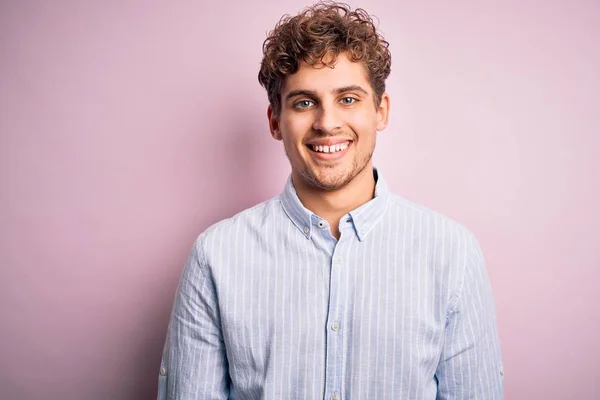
[348,106,377,125]
[280,126,305,157]
[281,117,310,145]
[349,112,378,138]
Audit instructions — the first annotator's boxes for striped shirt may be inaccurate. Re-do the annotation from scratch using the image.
[158,169,504,399]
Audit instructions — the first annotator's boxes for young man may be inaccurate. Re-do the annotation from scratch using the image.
[158,3,503,399]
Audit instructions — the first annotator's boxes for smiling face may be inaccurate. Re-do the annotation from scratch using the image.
[268,53,390,192]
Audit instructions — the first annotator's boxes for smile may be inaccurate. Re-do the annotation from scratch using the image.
[310,142,350,153]
[308,141,350,153]
[306,140,352,161]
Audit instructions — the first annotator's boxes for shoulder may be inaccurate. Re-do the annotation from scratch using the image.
[192,195,283,253]
[386,192,485,300]
[387,192,492,315]
[387,192,478,244]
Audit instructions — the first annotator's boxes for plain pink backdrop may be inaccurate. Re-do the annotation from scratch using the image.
[1,1,598,399]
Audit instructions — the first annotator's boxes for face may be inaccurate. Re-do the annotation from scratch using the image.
[268,53,390,191]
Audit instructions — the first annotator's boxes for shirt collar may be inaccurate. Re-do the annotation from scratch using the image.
[280,168,391,241]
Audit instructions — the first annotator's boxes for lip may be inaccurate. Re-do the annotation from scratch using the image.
[305,138,353,146]
[307,141,352,161]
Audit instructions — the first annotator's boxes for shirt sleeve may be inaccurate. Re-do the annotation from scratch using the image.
[435,235,504,399]
[157,237,230,400]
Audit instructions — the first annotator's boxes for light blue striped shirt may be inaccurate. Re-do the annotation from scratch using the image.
[158,169,503,399]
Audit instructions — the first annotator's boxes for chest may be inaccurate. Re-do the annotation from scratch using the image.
[212,235,448,353]
[207,231,450,398]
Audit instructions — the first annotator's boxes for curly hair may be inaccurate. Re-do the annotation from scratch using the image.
[258,1,391,116]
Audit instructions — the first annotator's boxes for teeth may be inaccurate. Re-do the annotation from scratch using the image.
[311,142,350,153]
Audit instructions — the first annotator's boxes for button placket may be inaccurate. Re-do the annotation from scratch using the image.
[324,244,346,400]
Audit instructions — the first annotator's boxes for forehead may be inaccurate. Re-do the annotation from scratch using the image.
[282,54,372,96]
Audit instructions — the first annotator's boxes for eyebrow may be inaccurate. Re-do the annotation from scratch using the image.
[284,85,369,101]
[334,85,369,95]
[285,90,317,102]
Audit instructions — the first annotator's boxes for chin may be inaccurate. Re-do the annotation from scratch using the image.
[301,169,356,191]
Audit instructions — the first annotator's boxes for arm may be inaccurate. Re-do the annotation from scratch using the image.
[435,235,504,399]
[158,237,230,399]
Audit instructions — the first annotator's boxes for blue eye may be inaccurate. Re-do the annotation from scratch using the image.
[295,100,314,109]
[340,97,356,105]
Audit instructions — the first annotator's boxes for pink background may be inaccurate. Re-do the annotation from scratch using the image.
[1,1,598,399]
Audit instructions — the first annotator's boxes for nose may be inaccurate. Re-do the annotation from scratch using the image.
[312,104,342,134]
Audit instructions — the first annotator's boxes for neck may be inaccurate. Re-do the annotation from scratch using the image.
[292,165,376,238]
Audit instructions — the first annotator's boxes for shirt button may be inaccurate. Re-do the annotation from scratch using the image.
[303,226,309,234]
[331,322,340,332]
[159,366,167,376]
[331,393,339,400]
[318,220,325,228]
[335,256,343,264]
[500,367,504,377]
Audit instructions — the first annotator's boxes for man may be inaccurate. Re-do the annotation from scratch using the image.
[158,2,503,399]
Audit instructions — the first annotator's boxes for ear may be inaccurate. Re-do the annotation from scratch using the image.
[267,105,282,141]
[376,93,390,131]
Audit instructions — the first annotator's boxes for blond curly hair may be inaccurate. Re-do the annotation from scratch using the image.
[258,2,392,115]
